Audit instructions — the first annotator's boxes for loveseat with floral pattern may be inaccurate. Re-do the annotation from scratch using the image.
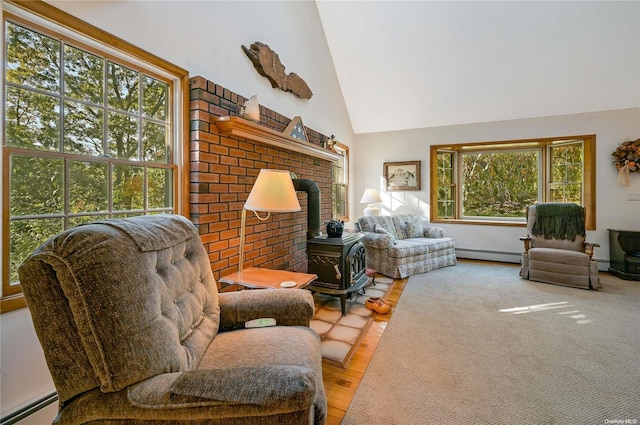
[356,214,456,279]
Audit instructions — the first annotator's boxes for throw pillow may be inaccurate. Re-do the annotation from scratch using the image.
[404,219,424,238]
[375,224,397,244]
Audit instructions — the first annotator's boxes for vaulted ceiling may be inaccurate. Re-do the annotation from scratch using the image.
[315,1,640,134]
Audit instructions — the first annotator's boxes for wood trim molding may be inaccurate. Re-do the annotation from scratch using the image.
[5,0,188,77]
[211,116,341,162]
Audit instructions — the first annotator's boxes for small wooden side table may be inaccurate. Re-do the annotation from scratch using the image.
[218,267,317,290]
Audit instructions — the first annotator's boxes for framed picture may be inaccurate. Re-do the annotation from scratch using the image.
[384,161,421,191]
[284,116,308,142]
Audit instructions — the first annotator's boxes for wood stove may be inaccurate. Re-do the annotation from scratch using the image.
[291,178,368,315]
[306,233,368,316]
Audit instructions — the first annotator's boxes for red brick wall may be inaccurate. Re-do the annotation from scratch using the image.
[189,76,334,281]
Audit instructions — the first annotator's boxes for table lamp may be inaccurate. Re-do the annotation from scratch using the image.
[360,188,382,216]
[239,169,301,271]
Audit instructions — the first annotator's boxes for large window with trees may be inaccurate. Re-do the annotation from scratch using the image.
[2,3,187,313]
[430,135,596,229]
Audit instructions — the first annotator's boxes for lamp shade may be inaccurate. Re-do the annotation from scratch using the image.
[360,188,382,204]
[244,169,301,212]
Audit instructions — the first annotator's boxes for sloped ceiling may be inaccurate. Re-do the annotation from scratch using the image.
[316,1,640,134]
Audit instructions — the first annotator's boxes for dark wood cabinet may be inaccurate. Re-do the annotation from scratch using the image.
[608,229,640,280]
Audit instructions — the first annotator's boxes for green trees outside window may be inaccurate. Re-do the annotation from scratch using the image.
[431,136,595,228]
[4,21,175,285]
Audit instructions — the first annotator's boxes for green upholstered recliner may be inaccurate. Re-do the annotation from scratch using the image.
[19,214,326,424]
[520,203,601,290]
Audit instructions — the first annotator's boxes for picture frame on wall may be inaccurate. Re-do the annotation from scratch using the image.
[384,161,421,191]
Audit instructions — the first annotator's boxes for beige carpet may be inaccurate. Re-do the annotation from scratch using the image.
[310,277,392,367]
[343,261,640,424]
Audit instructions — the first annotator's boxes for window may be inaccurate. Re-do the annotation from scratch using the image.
[332,142,349,221]
[1,3,187,313]
[430,135,596,229]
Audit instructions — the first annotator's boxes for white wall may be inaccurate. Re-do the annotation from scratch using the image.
[352,108,640,266]
[45,0,360,223]
[1,1,355,421]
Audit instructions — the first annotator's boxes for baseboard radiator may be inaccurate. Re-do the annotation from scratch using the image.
[455,248,609,271]
[1,392,57,425]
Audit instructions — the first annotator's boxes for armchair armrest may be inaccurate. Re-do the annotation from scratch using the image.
[520,236,531,252]
[218,289,315,331]
[584,242,600,258]
[424,226,445,238]
[361,232,395,248]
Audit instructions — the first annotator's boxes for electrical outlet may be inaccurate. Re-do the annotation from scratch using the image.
[627,192,640,201]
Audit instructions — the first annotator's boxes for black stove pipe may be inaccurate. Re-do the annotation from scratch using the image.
[292,178,321,239]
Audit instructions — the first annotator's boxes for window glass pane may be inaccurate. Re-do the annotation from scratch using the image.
[437,153,453,185]
[148,167,173,209]
[552,164,567,182]
[462,150,538,218]
[113,165,143,211]
[550,143,583,203]
[142,121,168,163]
[69,160,108,213]
[10,155,64,216]
[438,152,452,168]
[6,22,60,93]
[550,183,582,203]
[438,185,453,200]
[436,152,456,218]
[68,214,108,228]
[438,201,454,218]
[6,86,60,151]
[108,112,139,159]
[9,218,64,284]
[333,155,345,184]
[142,76,168,120]
[64,45,104,104]
[64,100,104,155]
[333,184,346,218]
[108,62,139,113]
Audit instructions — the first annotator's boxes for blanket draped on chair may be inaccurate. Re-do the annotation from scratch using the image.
[531,203,584,241]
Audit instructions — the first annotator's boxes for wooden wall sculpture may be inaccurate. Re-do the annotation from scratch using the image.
[242,41,313,100]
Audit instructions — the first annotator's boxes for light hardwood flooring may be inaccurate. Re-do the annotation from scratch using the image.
[321,276,409,425]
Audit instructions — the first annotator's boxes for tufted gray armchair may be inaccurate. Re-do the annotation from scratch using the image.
[19,214,326,425]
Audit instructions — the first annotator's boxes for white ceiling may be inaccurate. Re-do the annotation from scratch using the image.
[315,1,640,134]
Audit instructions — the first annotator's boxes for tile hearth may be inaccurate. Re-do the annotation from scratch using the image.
[310,276,393,367]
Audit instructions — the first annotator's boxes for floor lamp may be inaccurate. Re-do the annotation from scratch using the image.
[239,169,301,271]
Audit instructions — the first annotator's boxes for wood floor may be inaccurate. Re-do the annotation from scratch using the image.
[321,276,409,425]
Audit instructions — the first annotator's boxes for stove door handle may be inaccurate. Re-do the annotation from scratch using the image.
[334,264,342,280]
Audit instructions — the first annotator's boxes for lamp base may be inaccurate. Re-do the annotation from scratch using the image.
[363,204,380,216]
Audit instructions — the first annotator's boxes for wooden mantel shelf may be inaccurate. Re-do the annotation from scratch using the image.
[211,116,341,162]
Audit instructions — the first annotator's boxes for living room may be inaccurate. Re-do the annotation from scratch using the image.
[1,1,639,424]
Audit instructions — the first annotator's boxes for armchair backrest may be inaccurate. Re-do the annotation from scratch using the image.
[526,203,586,252]
[19,215,220,404]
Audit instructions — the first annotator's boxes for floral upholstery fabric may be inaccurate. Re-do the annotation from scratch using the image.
[374,224,397,243]
[357,214,456,279]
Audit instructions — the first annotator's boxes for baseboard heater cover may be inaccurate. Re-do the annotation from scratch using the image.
[1,392,57,425]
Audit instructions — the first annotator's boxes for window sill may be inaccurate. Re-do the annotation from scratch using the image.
[431,219,527,227]
[1,293,27,313]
